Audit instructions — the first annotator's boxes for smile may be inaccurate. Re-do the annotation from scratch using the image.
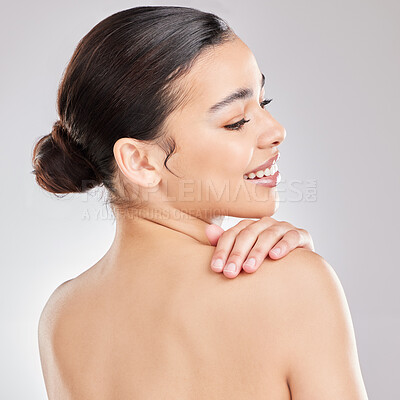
[243,152,280,180]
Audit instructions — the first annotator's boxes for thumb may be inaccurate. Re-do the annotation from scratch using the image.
[205,223,225,246]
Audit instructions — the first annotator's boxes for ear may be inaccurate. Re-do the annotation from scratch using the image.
[113,138,161,188]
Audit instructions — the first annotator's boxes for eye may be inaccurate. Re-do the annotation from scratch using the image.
[224,118,250,131]
[260,98,273,109]
[223,98,274,131]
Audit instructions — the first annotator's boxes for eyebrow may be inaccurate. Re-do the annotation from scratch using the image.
[207,72,265,114]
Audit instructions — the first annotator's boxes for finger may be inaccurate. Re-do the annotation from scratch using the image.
[222,218,293,277]
[239,224,291,272]
[222,222,315,276]
[269,230,303,258]
[222,229,262,278]
[301,229,315,251]
[269,229,313,258]
[222,219,283,277]
[205,223,225,246]
[210,219,254,273]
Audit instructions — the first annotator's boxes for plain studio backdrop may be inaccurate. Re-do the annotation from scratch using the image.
[1,0,399,398]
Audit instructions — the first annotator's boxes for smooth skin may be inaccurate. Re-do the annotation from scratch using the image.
[38,35,368,399]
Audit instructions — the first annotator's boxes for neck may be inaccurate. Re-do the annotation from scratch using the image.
[111,202,225,250]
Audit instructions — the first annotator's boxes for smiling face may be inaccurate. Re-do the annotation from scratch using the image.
[144,36,287,220]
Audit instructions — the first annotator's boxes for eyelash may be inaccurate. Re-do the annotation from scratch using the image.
[224,98,273,131]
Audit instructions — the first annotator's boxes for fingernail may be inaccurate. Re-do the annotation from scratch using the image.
[270,247,281,256]
[243,257,256,268]
[224,262,236,273]
[211,259,224,271]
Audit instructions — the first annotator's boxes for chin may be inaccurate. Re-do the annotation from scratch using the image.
[241,188,281,219]
[223,199,280,219]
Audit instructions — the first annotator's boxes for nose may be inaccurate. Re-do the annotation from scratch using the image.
[256,114,286,148]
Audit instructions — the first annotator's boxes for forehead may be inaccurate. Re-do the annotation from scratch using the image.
[174,38,262,114]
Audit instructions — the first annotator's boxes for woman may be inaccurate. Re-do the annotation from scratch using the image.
[32,6,368,399]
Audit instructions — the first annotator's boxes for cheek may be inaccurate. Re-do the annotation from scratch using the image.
[173,128,250,178]
[210,137,251,178]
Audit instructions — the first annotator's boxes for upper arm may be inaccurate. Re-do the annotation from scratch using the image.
[260,249,368,400]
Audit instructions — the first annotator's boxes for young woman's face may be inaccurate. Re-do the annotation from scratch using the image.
[158,36,286,220]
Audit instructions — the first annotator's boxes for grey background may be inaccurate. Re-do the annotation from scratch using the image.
[1,0,399,398]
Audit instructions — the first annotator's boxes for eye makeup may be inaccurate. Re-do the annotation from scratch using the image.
[223,98,273,131]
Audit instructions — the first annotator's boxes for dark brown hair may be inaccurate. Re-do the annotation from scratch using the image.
[31,5,235,212]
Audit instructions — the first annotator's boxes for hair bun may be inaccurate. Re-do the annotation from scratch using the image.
[51,120,71,148]
[31,120,102,194]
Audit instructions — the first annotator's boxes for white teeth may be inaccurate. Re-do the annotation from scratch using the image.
[244,163,279,179]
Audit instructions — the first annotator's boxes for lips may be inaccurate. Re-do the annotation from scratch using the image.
[244,152,280,176]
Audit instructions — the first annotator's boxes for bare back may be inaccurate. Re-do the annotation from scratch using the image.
[39,238,293,399]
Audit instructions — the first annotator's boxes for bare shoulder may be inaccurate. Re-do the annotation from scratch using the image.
[242,247,342,319]
[38,279,73,399]
[38,274,105,399]
[257,246,337,286]
[38,272,93,338]
[39,277,77,316]
[249,248,368,399]
[38,278,80,350]
[254,247,352,312]
[248,247,349,339]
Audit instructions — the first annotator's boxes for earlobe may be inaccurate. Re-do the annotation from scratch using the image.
[147,176,161,188]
